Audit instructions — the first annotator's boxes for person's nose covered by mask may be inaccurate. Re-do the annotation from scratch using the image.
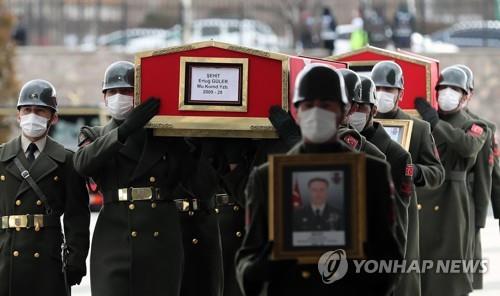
[347,111,368,132]
[106,93,134,120]
[376,91,396,113]
[292,64,348,144]
[298,107,338,143]
[20,113,50,138]
[437,87,462,112]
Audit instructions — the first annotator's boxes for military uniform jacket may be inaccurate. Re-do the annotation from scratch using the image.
[0,136,90,296]
[236,141,403,296]
[362,122,413,251]
[338,126,386,160]
[293,204,344,231]
[418,110,488,296]
[377,108,444,296]
[74,119,207,296]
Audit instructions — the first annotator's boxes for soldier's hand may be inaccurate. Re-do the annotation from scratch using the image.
[66,267,85,286]
[268,105,301,148]
[118,97,160,141]
[415,98,439,129]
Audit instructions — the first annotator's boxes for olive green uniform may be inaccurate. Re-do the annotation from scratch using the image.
[465,108,495,290]
[236,141,403,296]
[74,119,209,296]
[0,137,90,296]
[418,111,487,296]
[377,108,445,296]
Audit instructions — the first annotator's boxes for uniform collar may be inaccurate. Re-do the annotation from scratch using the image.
[21,134,47,154]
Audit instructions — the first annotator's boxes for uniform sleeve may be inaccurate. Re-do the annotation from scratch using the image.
[433,119,488,158]
[470,127,493,228]
[63,153,91,275]
[414,121,445,190]
[73,127,125,177]
[490,131,500,219]
[235,167,269,296]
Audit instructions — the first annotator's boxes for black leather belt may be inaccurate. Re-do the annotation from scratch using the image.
[445,171,467,181]
[1,214,60,230]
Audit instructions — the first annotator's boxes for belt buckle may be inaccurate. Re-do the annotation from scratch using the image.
[179,199,190,212]
[130,187,153,201]
[118,188,128,201]
[9,215,28,228]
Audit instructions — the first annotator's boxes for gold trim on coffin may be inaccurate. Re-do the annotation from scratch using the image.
[178,57,249,112]
[326,46,433,105]
[374,119,414,151]
[147,116,277,138]
[134,41,290,137]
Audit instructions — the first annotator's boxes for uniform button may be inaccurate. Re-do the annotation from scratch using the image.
[15,200,21,206]
[236,231,243,238]
[153,231,160,237]
[301,271,311,279]
[0,175,5,181]
[53,176,59,182]
[162,155,167,161]
[434,205,440,212]
[149,176,156,183]
[36,200,42,206]
[233,205,240,212]
[417,204,422,210]
[192,238,198,245]
[151,202,157,209]
[129,204,135,210]
[188,211,194,216]
[131,231,138,237]
[34,252,40,258]
[214,208,220,214]
[13,251,19,257]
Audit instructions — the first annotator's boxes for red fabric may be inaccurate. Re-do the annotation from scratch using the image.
[292,179,303,209]
[139,46,284,118]
[468,123,484,137]
[336,50,439,110]
[343,135,359,150]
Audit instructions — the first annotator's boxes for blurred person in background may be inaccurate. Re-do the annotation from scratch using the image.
[320,7,337,54]
[392,3,415,48]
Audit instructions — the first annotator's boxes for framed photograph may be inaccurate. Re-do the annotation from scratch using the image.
[268,153,367,264]
[179,57,248,112]
[374,119,414,151]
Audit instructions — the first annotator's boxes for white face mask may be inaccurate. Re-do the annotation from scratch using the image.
[376,91,397,113]
[348,112,368,132]
[438,88,462,112]
[298,107,337,144]
[20,113,49,138]
[106,94,134,120]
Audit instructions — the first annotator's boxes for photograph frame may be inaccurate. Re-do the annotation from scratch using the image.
[268,153,367,264]
[374,119,414,151]
[179,56,249,112]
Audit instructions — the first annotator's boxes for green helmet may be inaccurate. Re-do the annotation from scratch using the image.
[356,75,377,105]
[436,66,468,94]
[339,69,362,103]
[17,79,57,112]
[371,61,404,89]
[454,64,474,91]
[293,64,348,107]
[102,61,135,93]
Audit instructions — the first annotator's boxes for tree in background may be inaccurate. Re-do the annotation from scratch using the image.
[0,0,18,106]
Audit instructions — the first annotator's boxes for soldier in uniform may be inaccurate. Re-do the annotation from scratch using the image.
[415,66,488,296]
[372,60,444,296]
[347,75,413,254]
[236,64,403,296]
[74,61,215,296]
[0,80,90,296]
[455,64,495,290]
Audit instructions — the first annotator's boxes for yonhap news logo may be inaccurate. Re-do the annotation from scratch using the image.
[317,249,348,284]
[318,249,488,285]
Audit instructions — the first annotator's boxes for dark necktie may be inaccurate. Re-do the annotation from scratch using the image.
[315,209,321,218]
[27,143,38,164]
